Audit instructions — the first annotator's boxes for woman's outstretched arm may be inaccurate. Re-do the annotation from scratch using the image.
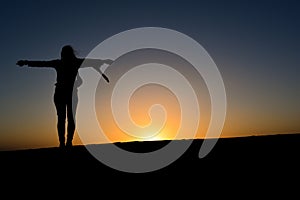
[79,58,113,68]
[79,58,113,83]
[16,59,60,68]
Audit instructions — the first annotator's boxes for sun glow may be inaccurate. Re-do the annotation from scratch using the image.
[143,133,165,141]
[142,128,179,142]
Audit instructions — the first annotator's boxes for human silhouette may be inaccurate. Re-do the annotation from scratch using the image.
[17,45,113,149]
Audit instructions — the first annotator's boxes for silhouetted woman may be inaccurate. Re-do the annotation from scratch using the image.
[17,45,112,148]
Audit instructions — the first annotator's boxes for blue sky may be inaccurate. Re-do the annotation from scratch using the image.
[0,0,299,150]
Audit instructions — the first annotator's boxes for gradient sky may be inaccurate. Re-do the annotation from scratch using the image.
[0,0,299,150]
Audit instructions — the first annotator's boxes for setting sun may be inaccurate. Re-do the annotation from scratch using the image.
[1,0,299,152]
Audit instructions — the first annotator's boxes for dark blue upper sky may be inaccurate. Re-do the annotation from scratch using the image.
[2,0,299,81]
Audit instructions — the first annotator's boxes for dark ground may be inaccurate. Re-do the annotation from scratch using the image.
[1,133,299,196]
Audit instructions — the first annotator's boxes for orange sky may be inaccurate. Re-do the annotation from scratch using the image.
[1,0,300,153]
[1,48,300,151]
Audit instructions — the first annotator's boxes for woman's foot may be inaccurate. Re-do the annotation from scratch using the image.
[66,140,73,148]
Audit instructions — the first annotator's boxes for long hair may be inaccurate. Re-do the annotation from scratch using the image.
[60,45,76,61]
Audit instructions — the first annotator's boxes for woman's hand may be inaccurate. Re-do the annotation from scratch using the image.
[16,60,28,67]
[104,59,113,65]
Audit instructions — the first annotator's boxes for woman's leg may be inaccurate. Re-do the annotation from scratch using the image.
[66,94,77,147]
[54,92,67,148]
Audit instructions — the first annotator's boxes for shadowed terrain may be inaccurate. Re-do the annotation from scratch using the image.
[1,133,299,194]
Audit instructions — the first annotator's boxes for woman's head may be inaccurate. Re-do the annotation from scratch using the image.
[61,45,76,60]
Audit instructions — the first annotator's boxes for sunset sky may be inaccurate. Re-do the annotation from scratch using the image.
[0,0,299,150]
